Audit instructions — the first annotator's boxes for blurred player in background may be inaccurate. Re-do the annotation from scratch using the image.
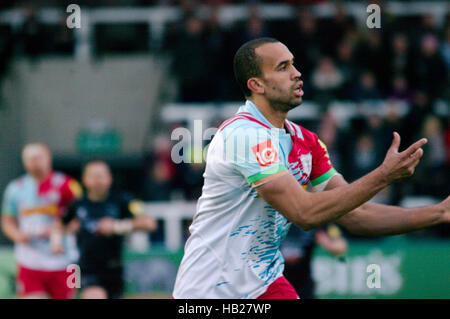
[58,160,157,299]
[281,224,347,299]
[173,38,450,299]
[1,142,82,299]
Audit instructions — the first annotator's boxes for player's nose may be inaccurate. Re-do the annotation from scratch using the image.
[292,67,301,80]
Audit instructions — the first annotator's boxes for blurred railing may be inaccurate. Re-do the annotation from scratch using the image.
[0,1,448,60]
[142,201,197,251]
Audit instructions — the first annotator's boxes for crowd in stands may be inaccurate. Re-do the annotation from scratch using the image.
[0,1,448,239]
[148,1,450,239]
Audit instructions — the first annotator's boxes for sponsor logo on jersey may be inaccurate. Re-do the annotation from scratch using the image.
[251,139,278,167]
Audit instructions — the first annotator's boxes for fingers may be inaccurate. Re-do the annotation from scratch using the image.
[407,147,424,163]
[402,138,427,158]
[389,132,401,152]
[404,148,424,175]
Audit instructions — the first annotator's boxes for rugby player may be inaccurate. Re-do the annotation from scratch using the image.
[172,38,450,299]
[1,142,82,299]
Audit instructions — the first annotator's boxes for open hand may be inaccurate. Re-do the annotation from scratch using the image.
[379,132,427,184]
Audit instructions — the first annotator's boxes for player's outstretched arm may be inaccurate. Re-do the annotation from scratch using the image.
[256,133,427,230]
[327,174,450,236]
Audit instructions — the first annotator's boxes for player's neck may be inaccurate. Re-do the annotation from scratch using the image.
[249,97,287,129]
[29,170,52,184]
[87,190,109,202]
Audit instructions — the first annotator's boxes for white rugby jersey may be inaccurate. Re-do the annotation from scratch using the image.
[173,100,337,298]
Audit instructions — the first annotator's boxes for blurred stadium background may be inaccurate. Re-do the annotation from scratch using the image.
[0,0,449,298]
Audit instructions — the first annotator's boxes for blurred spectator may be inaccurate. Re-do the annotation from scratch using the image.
[310,57,344,106]
[412,33,447,102]
[203,6,227,100]
[416,13,440,40]
[335,40,356,99]
[354,30,389,93]
[367,114,393,163]
[351,134,378,180]
[442,24,450,70]
[388,33,414,87]
[143,136,177,201]
[178,145,205,201]
[388,74,414,102]
[413,115,449,197]
[19,3,44,60]
[422,115,447,168]
[351,71,382,101]
[317,3,353,57]
[280,7,320,83]
[400,91,432,150]
[317,111,342,171]
[179,0,200,18]
[171,16,210,102]
[143,161,174,201]
[238,7,272,44]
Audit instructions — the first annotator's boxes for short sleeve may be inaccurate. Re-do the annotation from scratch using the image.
[60,177,83,206]
[2,183,18,217]
[223,126,287,185]
[309,134,337,190]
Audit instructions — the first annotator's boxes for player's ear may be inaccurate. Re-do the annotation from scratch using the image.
[247,77,264,95]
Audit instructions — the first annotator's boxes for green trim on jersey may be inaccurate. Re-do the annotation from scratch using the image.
[310,167,337,186]
[247,165,287,184]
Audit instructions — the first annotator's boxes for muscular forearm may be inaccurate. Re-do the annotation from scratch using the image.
[338,202,445,236]
[300,168,389,229]
[259,133,429,231]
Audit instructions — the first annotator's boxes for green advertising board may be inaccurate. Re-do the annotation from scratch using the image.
[311,238,450,299]
[76,129,122,155]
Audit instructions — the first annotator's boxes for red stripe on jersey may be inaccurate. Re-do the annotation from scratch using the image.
[218,112,271,132]
[235,114,271,129]
[218,116,250,132]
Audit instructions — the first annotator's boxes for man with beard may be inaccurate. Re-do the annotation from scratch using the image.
[172,38,450,299]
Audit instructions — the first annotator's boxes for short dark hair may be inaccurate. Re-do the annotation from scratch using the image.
[233,37,280,98]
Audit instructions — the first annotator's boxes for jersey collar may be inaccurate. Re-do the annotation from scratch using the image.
[239,100,292,136]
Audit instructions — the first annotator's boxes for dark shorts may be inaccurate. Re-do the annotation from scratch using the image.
[81,267,124,299]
